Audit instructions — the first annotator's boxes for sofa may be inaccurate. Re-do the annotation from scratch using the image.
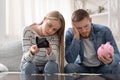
[0,36,120,72]
[0,37,22,72]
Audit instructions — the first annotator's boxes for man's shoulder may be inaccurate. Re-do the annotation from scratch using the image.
[65,28,74,37]
[67,27,72,31]
[66,28,73,34]
[66,27,74,33]
[92,23,110,32]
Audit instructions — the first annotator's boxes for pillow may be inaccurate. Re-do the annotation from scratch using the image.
[0,63,8,72]
[0,39,22,72]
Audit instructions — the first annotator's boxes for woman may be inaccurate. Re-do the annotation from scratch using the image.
[21,11,65,80]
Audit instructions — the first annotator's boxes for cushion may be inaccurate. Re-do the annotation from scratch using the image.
[0,39,22,72]
[0,63,8,72]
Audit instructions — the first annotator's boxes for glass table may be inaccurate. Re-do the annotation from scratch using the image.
[0,72,120,80]
[0,72,21,80]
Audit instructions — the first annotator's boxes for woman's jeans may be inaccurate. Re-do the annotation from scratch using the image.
[21,60,59,80]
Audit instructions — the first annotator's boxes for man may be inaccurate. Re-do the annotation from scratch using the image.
[64,9,120,77]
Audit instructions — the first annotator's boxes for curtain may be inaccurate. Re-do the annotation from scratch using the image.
[5,0,72,73]
[6,0,72,37]
[109,0,120,41]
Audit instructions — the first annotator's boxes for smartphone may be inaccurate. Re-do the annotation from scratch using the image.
[36,37,49,48]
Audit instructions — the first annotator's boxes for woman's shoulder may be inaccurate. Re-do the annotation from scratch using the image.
[47,34,59,41]
[24,23,36,31]
[47,34,59,46]
[23,23,37,37]
[51,34,58,39]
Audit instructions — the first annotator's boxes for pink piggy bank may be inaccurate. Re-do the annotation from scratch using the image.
[97,42,114,58]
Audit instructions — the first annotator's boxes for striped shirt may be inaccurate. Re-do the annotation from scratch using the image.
[21,25,59,66]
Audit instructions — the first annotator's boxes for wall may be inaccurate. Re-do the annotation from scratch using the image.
[0,0,6,37]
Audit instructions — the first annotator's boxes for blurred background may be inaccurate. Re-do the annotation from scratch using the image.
[0,0,120,41]
[0,0,120,72]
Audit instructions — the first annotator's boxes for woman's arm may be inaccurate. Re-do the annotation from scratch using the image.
[46,35,59,61]
[21,27,35,63]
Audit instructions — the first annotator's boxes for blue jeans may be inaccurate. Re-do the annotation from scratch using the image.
[64,63,120,80]
[21,60,59,80]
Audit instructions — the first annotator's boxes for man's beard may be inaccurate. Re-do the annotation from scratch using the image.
[80,33,90,39]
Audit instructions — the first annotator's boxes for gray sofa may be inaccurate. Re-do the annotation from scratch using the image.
[0,37,120,72]
[0,38,22,72]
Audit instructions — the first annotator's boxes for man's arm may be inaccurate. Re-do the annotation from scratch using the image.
[104,27,120,65]
[65,28,81,63]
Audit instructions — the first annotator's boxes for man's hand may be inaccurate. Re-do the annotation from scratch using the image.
[98,53,114,64]
[72,23,80,40]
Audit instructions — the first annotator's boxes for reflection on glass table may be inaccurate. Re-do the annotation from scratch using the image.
[0,72,120,80]
[0,72,21,80]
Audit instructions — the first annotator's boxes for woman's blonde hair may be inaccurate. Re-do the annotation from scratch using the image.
[45,11,65,72]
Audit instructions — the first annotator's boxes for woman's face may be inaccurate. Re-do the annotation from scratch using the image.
[41,18,61,36]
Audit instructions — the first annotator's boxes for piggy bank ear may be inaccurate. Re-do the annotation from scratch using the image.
[105,42,114,56]
[104,42,110,48]
[108,44,114,56]
[104,42,110,50]
[101,44,104,49]
[97,44,104,56]
[106,41,110,44]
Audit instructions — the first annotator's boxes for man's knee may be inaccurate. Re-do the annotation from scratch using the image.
[64,63,77,73]
[112,63,120,74]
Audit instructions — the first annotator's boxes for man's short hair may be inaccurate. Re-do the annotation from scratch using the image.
[72,9,89,22]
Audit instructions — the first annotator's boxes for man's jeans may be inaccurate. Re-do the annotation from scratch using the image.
[21,60,59,80]
[64,63,120,80]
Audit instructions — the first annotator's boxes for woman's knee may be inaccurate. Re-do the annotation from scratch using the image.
[44,61,59,73]
[21,62,35,74]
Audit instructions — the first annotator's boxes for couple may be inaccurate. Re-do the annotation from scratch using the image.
[20,9,120,80]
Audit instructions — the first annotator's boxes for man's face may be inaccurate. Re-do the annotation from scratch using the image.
[73,17,92,39]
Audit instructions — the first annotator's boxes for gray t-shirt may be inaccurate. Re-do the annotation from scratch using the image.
[82,38,101,67]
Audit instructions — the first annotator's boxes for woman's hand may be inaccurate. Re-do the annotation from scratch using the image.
[45,43,52,55]
[30,45,40,55]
